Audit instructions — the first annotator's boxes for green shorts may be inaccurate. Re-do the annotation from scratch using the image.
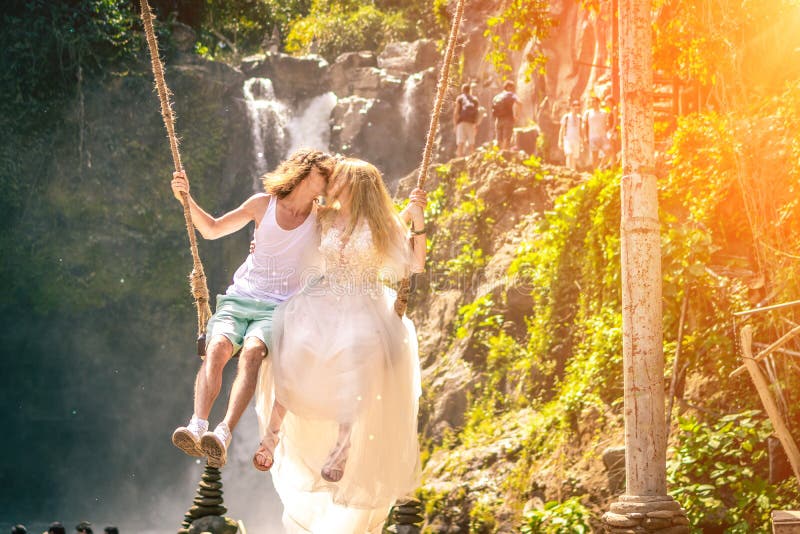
[206,294,278,354]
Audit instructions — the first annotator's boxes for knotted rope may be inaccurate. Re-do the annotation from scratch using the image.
[394,0,466,317]
[140,0,212,355]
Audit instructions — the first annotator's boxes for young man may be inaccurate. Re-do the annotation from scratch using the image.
[492,80,522,150]
[583,96,610,169]
[170,149,335,468]
[453,83,481,157]
[559,100,582,170]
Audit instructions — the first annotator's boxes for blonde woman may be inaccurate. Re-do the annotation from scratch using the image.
[254,158,426,533]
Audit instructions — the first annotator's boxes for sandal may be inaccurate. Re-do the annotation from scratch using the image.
[252,428,280,472]
[321,439,351,482]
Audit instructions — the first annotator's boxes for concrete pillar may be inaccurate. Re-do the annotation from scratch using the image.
[602,0,689,531]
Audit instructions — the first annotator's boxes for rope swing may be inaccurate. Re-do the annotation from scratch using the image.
[139,0,212,356]
[394,0,466,317]
[140,0,466,340]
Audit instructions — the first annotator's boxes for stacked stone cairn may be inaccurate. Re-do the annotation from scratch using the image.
[602,496,690,534]
[384,499,424,534]
[178,465,239,534]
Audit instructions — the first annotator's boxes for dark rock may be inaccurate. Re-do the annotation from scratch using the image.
[514,126,540,155]
[188,504,227,517]
[603,512,639,528]
[187,515,238,534]
[602,446,626,494]
[378,40,440,74]
[240,52,329,101]
[171,22,197,53]
[329,51,378,95]
[643,517,673,529]
[769,435,793,484]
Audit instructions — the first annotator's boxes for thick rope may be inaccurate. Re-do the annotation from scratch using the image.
[140,0,212,354]
[394,0,466,317]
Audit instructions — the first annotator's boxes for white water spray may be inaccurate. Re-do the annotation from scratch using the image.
[243,78,290,191]
[401,73,423,131]
[285,92,337,158]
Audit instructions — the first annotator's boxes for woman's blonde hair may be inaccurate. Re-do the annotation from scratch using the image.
[320,158,406,260]
[261,148,334,198]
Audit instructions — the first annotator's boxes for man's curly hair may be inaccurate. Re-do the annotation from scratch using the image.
[261,148,334,198]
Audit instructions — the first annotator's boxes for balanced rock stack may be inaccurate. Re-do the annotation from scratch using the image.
[385,499,424,534]
[178,465,239,534]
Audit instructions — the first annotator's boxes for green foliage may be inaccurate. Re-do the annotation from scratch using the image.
[510,169,622,386]
[668,411,800,532]
[469,497,499,533]
[425,171,493,285]
[484,0,553,81]
[285,1,408,61]
[0,0,140,104]
[193,0,314,59]
[652,0,800,109]
[521,497,592,534]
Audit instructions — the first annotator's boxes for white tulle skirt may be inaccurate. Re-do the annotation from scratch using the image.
[255,278,422,533]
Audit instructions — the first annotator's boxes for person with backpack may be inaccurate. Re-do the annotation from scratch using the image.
[453,83,482,157]
[492,80,522,150]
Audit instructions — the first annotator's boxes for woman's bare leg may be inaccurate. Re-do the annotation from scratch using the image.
[321,422,352,482]
[253,401,287,471]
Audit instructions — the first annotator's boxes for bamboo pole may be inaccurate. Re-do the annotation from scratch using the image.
[666,290,689,433]
[740,326,800,488]
[730,324,800,378]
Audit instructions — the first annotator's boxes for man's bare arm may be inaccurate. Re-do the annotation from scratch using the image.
[171,171,266,240]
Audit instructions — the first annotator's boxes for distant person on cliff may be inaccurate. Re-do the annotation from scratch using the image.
[582,96,610,169]
[46,522,65,534]
[169,149,335,468]
[559,100,582,170]
[492,80,522,150]
[453,83,482,157]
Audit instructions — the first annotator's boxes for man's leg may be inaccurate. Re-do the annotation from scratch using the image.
[223,336,267,431]
[194,335,236,419]
[173,335,235,457]
[201,336,266,468]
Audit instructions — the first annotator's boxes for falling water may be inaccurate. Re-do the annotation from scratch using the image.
[244,79,337,189]
[243,78,290,191]
[285,92,337,158]
[401,72,423,131]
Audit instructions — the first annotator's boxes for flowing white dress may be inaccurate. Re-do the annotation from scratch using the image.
[255,219,422,534]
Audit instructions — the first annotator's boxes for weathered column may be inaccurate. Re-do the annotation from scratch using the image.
[602,0,689,531]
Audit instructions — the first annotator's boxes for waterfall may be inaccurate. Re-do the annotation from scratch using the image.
[401,72,423,131]
[243,77,290,191]
[285,92,338,157]
[244,78,337,191]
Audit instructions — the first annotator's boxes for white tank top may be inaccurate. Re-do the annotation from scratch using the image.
[226,196,319,303]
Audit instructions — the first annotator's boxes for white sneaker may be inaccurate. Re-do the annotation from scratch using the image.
[201,422,232,468]
[172,416,208,457]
